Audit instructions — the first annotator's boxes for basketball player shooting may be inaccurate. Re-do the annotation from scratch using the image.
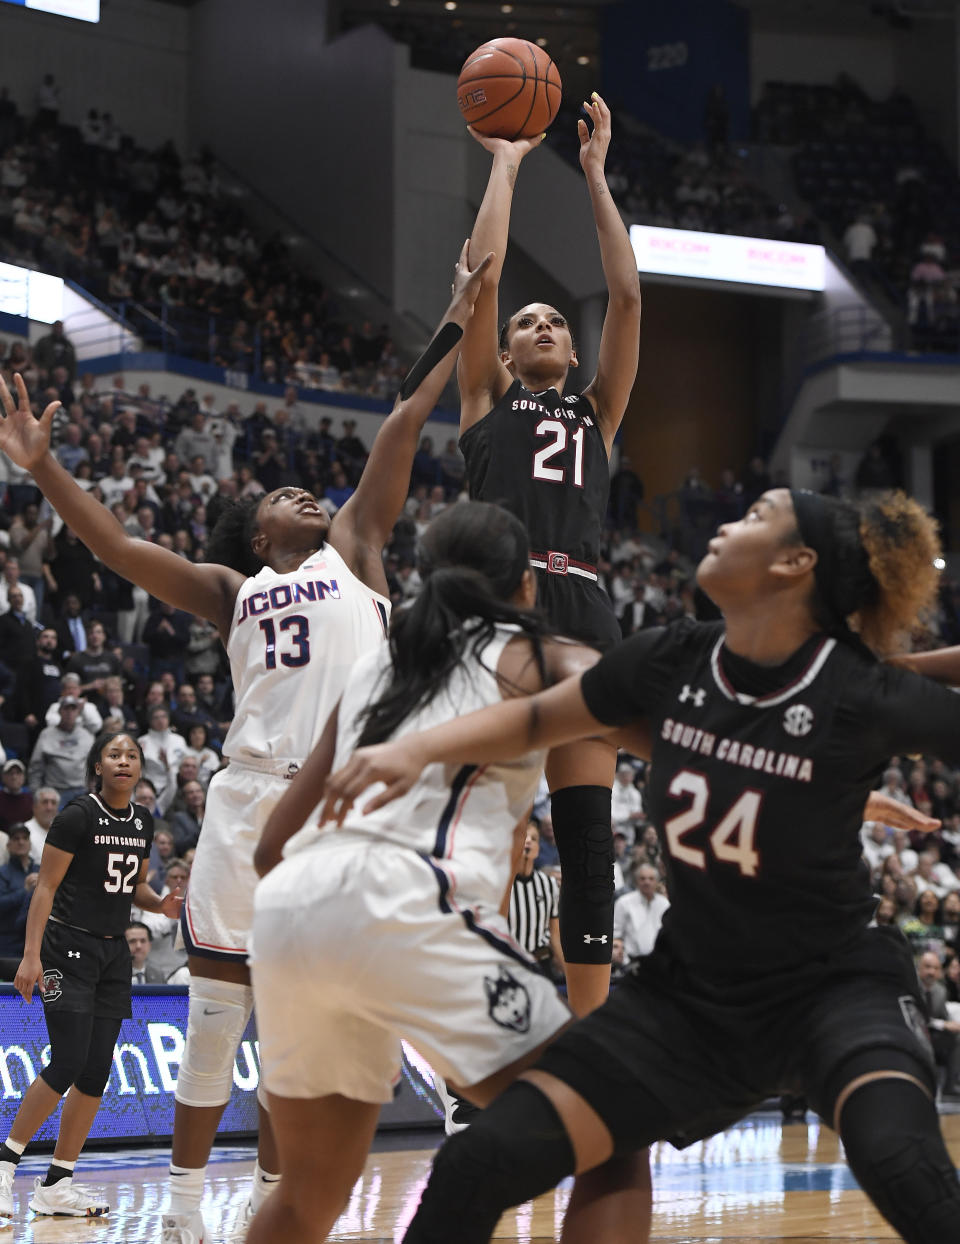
[457,91,642,1015]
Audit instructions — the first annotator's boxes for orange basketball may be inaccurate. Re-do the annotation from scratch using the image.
[457,38,562,141]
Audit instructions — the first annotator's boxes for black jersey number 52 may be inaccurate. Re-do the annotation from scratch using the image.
[104,852,140,894]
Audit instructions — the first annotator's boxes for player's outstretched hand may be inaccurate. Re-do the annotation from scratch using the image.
[321,740,426,826]
[0,373,60,472]
[578,91,612,174]
[467,126,546,162]
[449,238,495,314]
[863,789,941,833]
[159,890,184,919]
[14,953,43,1003]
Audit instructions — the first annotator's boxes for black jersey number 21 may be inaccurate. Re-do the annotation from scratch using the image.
[532,419,585,487]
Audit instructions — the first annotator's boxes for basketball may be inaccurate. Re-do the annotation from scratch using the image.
[457,38,562,141]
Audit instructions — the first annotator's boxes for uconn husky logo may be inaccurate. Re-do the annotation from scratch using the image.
[484,967,531,1033]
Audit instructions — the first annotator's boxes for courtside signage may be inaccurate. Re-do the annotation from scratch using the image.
[0,990,440,1142]
[0,0,99,21]
[629,224,826,292]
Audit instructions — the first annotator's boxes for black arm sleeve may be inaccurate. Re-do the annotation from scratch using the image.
[44,802,89,856]
[580,618,718,727]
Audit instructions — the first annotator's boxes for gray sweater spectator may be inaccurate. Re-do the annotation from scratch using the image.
[27,699,94,798]
[174,413,218,474]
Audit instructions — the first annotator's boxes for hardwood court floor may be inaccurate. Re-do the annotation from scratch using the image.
[2,1109,959,1242]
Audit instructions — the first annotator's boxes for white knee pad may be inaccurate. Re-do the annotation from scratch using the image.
[175,978,253,1108]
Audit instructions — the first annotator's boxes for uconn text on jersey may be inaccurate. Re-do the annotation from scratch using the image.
[237,579,341,623]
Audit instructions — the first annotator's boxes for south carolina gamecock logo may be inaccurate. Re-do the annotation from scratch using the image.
[783,704,814,738]
[484,967,531,1034]
[41,969,63,1003]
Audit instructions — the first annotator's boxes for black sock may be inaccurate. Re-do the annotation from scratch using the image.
[42,1162,74,1188]
[0,1144,22,1167]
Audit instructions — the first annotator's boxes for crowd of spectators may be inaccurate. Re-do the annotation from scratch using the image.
[0,78,408,397]
[757,76,960,353]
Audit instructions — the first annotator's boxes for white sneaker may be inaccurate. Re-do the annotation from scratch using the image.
[0,1167,13,1218]
[29,1175,109,1217]
[161,1210,206,1243]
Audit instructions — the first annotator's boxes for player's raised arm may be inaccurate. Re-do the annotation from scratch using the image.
[458,130,546,428]
[578,93,642,454]
[887,646,960,685]
[320,672,614,825]
[0,375,243,636]
[329,242,493,585]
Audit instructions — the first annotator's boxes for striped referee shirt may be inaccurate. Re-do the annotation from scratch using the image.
[508,869,560,957]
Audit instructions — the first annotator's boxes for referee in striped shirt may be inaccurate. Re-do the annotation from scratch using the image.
[507,822,563,977]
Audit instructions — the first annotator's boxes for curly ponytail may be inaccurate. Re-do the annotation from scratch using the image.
[856,491,941,655]
[356,502,550,747]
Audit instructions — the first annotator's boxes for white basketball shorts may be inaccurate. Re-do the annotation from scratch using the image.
[250,838,571,1102]
[182,760,299,961]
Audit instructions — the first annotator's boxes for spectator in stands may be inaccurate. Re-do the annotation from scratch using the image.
[138,704,187,813]
[613,862,670,962]
[132,858,189,980]
[337,419,367,479]
[861,821,894,878]
[50,531,101,614]
[26,697,93,803]
[902,889,947,957]
[7,504,53,612]
[170,683,215,741]
[917,951,960,1097]
[323,461,354,512]
[878,766,911,806]
[611,762,644,847]
[22,785,57,864]
[33,75,60,131]
[174,411,217,474]
[843,213,878,279]
[170,779,205,855]
[127,921,166,984]
[438,439,465,497]
[183,723,219,787]
[0,824,38,958]
[66,619,120,695]
[98,452,135,510]
[0,588,38,674]
[143,601,190,683]
[44,673,101,735]
[0,761,31,835]
[32,320,75,382]
[100,674,139,736]
[7,625,60,736]
[0,558,36,623]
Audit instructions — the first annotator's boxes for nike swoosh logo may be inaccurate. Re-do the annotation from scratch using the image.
[203,1008,225,1016]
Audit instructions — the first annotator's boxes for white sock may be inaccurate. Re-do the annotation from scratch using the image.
[249,1161,281,1212]
[1,1140,25,1156]
[168,1164,205,1216]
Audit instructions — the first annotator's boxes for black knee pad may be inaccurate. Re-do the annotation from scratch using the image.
[840,1076,960,1244]
[404,1081,575,1244]
[74,1016,122,1097]
[40,1011,93,1096]
[551,785,614,964]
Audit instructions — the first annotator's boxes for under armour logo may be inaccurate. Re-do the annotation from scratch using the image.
[583,934,608,945]
[98,817,109,826]
[678,684,706,707]
[67,951,80,959]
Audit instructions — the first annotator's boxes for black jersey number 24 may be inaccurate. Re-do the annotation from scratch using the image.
[104,852,140,894]
[664,771,762,878]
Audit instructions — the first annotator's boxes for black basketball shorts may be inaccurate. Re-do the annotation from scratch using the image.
[535,925,936,1153]
[534,571,621,652]
[40,921,133,1019]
